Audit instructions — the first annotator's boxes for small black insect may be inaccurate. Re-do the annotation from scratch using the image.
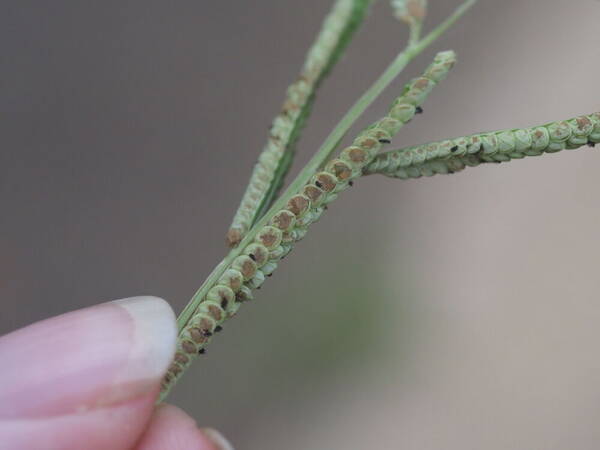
[450,146,459,153]
[267,273,273,277]
[215,325,223,332]
[588,140,596,148]
[202,330,213,337]
[378,138,391,144]
[220,299,228,309]
[315,180,323,188]
[348,180,354,187]
[415,106,423,114]
[198,348,206,354]
[248,253,256,261]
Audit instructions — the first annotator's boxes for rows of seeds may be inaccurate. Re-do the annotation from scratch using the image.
[364,112,600,179]
[226,0,370,248]
[162,50,457,392]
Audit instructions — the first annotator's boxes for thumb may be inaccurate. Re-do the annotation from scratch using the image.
[0,296,177,450]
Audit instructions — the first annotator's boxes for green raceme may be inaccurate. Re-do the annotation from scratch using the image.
[364,113,600,179]
[158,0,593,406]
[160,0,480,402]
[226,0,373,247]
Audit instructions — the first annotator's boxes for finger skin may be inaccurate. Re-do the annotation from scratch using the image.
[0,297,177,449]
[0,391,157,450]
[135,404,220,450]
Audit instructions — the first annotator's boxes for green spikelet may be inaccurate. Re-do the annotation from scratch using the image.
[391,0,427,43]
[391,0,427,23]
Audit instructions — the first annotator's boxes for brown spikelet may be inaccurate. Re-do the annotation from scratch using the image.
[271,210,296,231]
[226,228,243,248]
[287,195,311,217]
[314,172,337,192]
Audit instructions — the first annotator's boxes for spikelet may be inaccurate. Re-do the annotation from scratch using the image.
[391,0,427,43]
[391,0,427,25]
[225,0,373,247]
[161,51,457,395]
[364,113,600,179]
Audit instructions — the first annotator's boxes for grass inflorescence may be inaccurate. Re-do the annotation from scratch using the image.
[162,48,458,396]
[158,0,594,402]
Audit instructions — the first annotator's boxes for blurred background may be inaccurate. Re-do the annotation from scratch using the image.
[2,0,600,448]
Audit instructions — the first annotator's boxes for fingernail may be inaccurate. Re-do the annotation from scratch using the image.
[0,296,177,418]
[111,296,177,385]
[201,428,235,450]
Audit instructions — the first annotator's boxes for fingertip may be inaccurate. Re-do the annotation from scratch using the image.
[0,295,177,418]
[0,296,180,449]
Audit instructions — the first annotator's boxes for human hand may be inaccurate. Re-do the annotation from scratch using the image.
[0,296,233,450]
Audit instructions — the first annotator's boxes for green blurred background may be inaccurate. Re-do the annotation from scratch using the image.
[2,1,600,448]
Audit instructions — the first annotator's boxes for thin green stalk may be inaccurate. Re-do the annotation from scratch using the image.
[409,21,423,46]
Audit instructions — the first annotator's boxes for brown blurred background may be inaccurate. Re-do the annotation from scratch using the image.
[2,1,600,448]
